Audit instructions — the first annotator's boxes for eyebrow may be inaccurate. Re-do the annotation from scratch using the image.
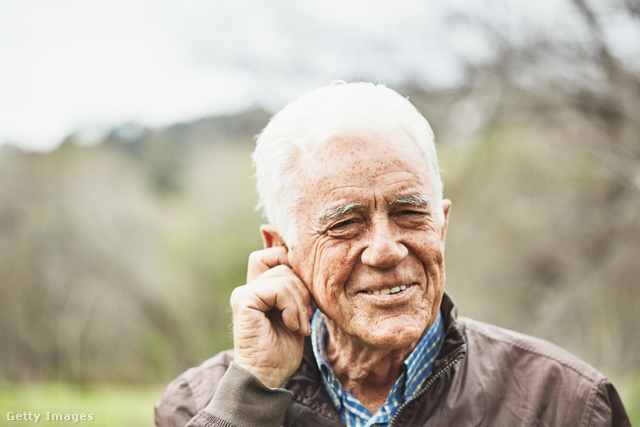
[389,193,433,209]
[315,202,364,225]
[314,192,433,226]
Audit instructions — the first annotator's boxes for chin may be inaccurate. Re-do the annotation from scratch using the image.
[357,316,427,349]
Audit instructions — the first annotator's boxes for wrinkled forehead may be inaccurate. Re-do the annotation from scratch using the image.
[296,130,434,196]
[302,129,430,173]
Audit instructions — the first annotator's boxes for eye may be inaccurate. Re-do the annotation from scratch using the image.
[330,219,355,229]
[394,209,431,228]
[396,208,429,217]
[325,218,363,238]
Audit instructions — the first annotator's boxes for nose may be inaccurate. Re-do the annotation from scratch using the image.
[361,217,408,268]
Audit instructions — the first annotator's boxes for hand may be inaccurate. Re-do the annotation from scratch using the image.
[230,246,313,388]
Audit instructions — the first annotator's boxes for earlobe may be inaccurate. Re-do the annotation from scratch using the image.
[260,225,286,249]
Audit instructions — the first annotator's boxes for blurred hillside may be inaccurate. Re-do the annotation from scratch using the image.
[1,77,638,388]
[0,110,270,384]
[0,0,638,401]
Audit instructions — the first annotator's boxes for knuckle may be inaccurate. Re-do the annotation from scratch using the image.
[271,264,290,274]
[229,286,246,305]
[247,250,262,265]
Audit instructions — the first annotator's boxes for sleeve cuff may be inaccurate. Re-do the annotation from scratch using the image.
[201,362,293,427]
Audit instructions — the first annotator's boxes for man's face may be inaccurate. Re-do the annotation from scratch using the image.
[288,131,451,349]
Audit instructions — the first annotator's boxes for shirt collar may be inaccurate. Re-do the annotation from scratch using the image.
[311,309,444,418]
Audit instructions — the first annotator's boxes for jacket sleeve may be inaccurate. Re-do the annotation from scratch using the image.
[582,378,631,427]
[185,362,293,427]
[155,375,200,427]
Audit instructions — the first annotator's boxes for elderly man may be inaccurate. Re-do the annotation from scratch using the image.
[155,83,630,426]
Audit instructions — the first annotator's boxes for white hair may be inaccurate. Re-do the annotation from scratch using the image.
[252,82,443,246]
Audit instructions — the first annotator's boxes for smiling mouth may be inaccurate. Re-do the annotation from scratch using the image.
[366,285,407,296]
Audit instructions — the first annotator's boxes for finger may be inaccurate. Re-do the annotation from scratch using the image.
[244,256,313,335]
[249,264,311,314]
[254,279,304,332]
[307,294,317,319]
[297,282,313,335]
[272,269,312,335]
[271,274,312,335]
[247,246,290,281]
[289,277,312,336]
[248,272,311,334]
[282,251,314,330]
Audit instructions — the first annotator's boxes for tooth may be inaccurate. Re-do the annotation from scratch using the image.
[380,288,391,295]
[400,285,407,291]
[372,290,381,295]
[390,286,401,294]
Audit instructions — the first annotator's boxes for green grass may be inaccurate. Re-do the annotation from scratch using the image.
[0,383,165,427]
[617,375,640,426]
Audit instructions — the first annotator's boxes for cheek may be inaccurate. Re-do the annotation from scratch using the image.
[310,242,359,305]
[426,248,444,272]
[426,252,446,299]
[412,236,446,279]
[416,234,445,263]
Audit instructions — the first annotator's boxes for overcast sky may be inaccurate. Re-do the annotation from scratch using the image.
[1,0,636,151]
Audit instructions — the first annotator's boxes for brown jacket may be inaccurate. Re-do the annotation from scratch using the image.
[155,294,630,426]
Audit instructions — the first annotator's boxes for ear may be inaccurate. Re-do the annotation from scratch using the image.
[440,199,452,245]
[260,224,287,249]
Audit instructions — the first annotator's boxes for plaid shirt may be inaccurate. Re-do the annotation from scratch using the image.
[311,310,444,427]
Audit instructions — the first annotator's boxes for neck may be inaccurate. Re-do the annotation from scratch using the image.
[324,317,421,415]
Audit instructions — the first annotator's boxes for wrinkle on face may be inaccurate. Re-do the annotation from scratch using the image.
[288,130,449,352]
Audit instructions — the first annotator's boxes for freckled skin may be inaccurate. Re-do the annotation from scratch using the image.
[287,131,451,412]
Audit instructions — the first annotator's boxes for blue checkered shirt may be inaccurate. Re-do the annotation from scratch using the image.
[311,310,444,427]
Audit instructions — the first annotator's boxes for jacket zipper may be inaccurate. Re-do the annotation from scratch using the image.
[388,352,466,427]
